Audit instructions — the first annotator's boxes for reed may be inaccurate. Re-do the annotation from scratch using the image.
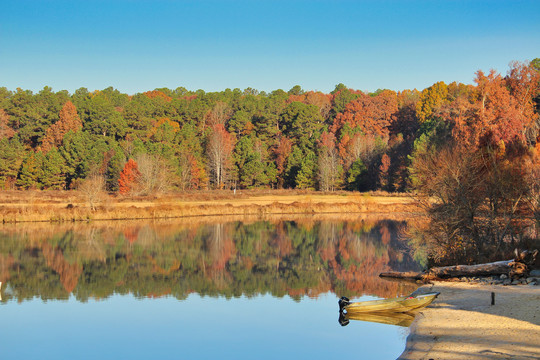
[0,190,419,223]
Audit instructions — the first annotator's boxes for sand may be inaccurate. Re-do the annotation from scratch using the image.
[398,282,540,360]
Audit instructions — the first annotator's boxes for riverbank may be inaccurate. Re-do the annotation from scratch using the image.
[0,190,419,223]
[399,281,540,360]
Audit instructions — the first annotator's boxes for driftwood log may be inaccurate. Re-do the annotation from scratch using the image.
[380,249,538,281]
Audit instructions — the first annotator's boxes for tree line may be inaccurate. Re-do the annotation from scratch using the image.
[1,59,536,194]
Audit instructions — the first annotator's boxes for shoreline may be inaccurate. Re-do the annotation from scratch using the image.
[0,190,420,223]
[398,281,540,360]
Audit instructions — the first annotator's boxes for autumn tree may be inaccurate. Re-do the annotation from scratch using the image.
[467,69,529,148]
[41,101,82,152]
[416,81,448,123]
[331,90,397,139]
[505,60,540,143]
[378,153,391,191]
[118,159,141,195]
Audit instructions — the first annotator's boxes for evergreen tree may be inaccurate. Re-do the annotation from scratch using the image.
[106,149,125,192]
[295,150,317,189]
[40,147,66,189]
[0,136,24,188]
[346,158,368,191]
[16,152,44,189]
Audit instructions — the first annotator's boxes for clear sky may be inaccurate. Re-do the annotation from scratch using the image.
[1,0,539,95]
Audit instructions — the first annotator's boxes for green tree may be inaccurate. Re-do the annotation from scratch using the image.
[295,149,317,189]
[16,151,44,189]
[0,136,24,188]
[41,147,66,189]
[79,92,127,138]
[280,102,323,149]
[346,158,368,190]
[105,148,125,192]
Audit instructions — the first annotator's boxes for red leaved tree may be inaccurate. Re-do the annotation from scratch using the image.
[118,159,141,195]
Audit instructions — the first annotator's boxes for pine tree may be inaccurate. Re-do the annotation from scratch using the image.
[295,150,317,189]
[17,152,44,189]
[40,147,66,189]
[0,137,24,188]
[106,150,124,192]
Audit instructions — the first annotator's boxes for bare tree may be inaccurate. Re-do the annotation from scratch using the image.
[135,153,172,195]
[207,124,234,189]
[78,174,106,211]
[206,101,233,126]
[318,146,341,191]
[178,153,193,191]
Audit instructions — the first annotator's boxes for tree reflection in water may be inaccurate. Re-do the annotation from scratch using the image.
[0,218,421,303]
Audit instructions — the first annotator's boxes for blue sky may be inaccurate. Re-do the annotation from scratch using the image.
[1,0,539,94]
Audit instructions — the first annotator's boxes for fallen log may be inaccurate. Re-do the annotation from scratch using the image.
[380,249,538,281]
[380,261,512,281]
[427,260,512,278]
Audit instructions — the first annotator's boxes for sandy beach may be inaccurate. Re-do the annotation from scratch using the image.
[398,281,540,359]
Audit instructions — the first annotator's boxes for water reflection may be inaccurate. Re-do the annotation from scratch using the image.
[0,217,421,304]
[339,311,416,327]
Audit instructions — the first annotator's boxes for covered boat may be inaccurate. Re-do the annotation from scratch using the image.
[338,292,440,314]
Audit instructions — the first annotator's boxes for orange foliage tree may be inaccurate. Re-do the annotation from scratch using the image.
[41,101,82,152]
[378,153,391,190]
[118,159,141,195]
[331,90,398,138]
[143,90,172,102]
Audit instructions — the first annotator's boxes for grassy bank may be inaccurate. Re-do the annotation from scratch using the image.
[0,190,419,223]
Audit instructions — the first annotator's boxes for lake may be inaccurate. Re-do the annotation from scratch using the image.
[0,216,422,359]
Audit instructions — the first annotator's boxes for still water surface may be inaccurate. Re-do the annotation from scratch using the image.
[0,217,421,359]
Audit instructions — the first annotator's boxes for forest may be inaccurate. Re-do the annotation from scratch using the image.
[0,59,537,195]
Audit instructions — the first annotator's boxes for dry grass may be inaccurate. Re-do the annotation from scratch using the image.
[0,190,420,223]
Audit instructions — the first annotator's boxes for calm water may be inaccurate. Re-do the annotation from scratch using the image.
[0,217,421,360]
